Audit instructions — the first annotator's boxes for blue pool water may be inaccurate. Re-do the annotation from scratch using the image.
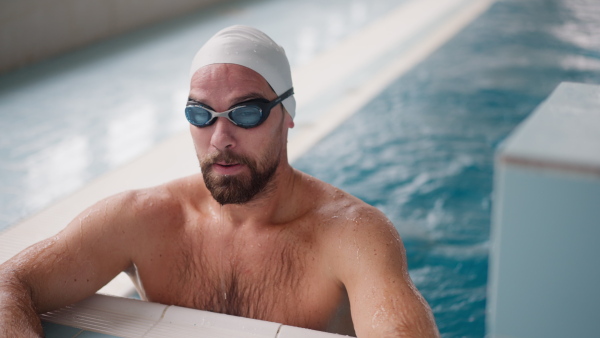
[294,0,600,336]
[2,0,600,337]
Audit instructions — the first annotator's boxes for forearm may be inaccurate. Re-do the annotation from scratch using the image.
[0,272,44,337]
[367,310,439,338]
[387,316,439,338]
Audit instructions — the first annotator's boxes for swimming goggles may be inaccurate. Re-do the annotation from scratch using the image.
[185,88,294,129]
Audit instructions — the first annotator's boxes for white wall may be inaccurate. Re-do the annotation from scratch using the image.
[0,0,226,74]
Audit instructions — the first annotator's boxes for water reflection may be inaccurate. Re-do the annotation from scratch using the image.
[350,1,368,25]
[560,55,600,71]
[326,11,345,45]
[297,26,318,66]
[552,1,600,51]
[168,89,189,134]
[26,135,91,210]
[294,0,369,67]
[106,101,157,167]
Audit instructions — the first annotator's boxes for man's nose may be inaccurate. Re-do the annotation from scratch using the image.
[210,117,236,150]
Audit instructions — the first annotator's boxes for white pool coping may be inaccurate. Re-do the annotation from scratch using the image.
[1,0,494,335]
[42,293,347,337]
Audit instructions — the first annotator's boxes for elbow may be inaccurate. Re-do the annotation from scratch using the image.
[0,261,39,312]
[1,266,33,302]
[0,265,44,336]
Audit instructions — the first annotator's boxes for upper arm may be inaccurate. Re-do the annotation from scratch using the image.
[329,208,439,337]
[1,190,145,313]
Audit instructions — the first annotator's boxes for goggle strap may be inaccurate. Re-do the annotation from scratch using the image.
[270,88,294,108]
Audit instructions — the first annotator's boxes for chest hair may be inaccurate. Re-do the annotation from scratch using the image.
[172,238,310,324]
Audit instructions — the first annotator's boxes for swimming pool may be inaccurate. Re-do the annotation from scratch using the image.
[2,0,600,336]
[294,0,600,336]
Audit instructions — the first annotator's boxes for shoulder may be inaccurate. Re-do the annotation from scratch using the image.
[110,184,177,220]
[301,175,405,280]
[101,173,206,232]
[297,172,401,252]
[299,172,396,241]
[320,197,401,260]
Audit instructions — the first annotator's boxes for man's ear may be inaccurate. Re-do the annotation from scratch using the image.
[283,107,294,128]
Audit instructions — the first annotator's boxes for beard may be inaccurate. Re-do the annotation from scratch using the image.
[200,147,280,205]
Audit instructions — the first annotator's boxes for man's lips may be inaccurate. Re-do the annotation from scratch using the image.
[212,162,243,174]
[215,161,239,167]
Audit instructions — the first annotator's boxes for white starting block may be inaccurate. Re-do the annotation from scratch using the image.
[487,82,600,338]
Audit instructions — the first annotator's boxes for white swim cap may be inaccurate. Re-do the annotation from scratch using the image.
[189,25,296,119]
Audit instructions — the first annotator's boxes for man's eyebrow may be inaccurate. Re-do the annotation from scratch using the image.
[187,97,202,103]
[187,97,214,111]
[230,92,267,105]
[186,92,268,110]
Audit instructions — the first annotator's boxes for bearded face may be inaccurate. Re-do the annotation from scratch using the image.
[200,145,280,205]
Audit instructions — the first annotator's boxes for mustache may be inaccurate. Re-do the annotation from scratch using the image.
[201,150,254,167]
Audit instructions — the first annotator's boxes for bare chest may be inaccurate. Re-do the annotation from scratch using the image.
[133,231,343,330]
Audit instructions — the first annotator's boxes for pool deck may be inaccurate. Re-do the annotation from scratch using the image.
[0,0,494,336]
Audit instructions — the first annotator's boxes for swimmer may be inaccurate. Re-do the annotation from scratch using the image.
[0,26,439,337]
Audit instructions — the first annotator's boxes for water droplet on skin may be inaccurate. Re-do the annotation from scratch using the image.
[218,205,227,305]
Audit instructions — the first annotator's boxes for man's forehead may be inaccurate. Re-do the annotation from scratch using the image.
[189,64,274,103]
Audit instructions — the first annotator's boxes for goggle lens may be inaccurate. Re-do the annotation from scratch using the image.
[230,106,262,126]
[185,106,211,125]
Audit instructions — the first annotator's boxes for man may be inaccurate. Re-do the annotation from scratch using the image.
[0,26,439,337]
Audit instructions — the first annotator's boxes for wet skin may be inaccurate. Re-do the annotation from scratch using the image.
[0,64,439,337]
